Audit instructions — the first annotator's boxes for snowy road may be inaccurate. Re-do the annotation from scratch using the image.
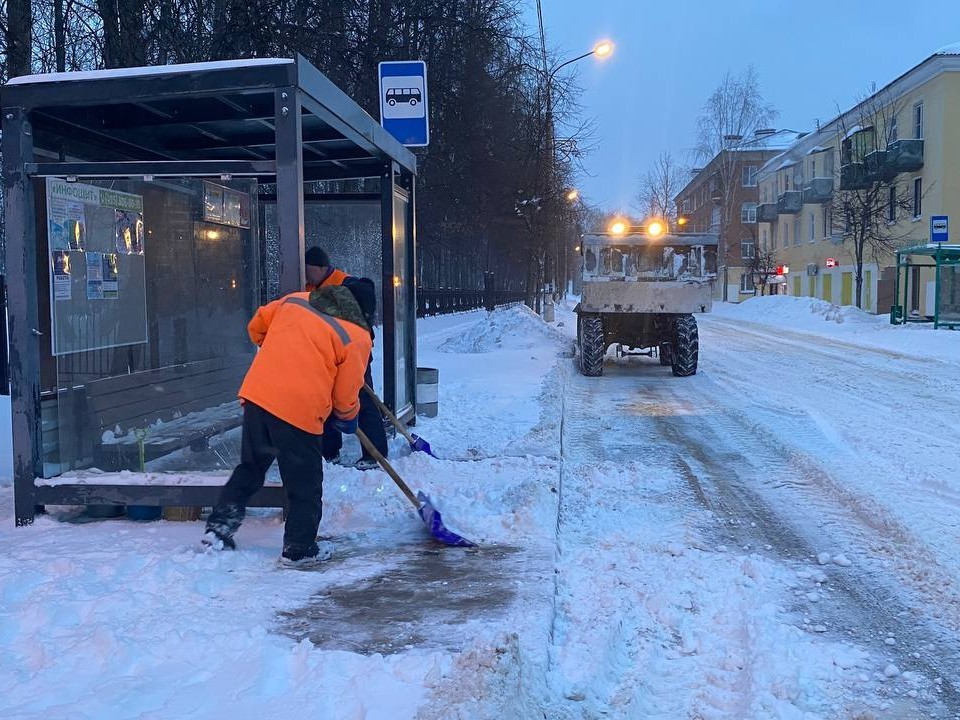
[542,308,960,717]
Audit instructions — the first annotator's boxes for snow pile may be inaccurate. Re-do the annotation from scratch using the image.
[713,294,960,364]
[725,295,878,327]
[438,304,562,354]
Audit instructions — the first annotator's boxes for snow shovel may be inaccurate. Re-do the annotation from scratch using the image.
[355,428,475,547]
[362,384,437,458]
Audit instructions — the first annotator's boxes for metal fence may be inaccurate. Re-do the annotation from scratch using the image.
[417,288,526,317]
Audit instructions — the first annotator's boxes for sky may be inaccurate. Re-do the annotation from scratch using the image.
[524,0,960,213]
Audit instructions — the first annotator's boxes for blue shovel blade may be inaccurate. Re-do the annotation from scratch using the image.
[410,433,437,458]
[416,491,476,547]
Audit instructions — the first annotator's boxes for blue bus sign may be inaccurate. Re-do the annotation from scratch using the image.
[931,215,949,243]
[378,61,429,147]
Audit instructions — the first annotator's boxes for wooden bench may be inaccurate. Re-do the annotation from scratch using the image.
[86,356,250,471]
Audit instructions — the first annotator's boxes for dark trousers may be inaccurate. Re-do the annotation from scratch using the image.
[208,402,323,557]
[321,358,388,461]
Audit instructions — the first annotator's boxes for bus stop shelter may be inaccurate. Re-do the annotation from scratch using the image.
[891,244,960,329]
[2,57,418,525]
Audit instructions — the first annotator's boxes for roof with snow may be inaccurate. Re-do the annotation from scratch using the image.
[1,56,416,179]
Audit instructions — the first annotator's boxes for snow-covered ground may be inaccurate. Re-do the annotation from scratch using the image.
[2,297,960,718]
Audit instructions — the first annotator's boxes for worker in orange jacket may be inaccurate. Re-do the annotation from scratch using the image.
[304,246,389,470]
[203,283,372,568]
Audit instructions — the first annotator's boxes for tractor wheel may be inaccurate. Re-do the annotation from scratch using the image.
[578,315,605,377]
[671,314,699,377]
[658,342,672,366]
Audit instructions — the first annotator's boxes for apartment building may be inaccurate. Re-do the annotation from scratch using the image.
[674,129,806,302]
[756,43,960,314]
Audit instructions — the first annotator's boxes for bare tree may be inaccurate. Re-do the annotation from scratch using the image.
[748,247,778,296]
[5,0,32,78]
[695,66,777,295]
[831,89,928,308]
[636,152,685,220]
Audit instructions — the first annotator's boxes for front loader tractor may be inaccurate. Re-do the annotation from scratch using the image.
[575,221,719,377]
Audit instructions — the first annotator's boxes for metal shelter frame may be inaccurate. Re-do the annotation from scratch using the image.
[2,57,418,525]
[891,244,960,329]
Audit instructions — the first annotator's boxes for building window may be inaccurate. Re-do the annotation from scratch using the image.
[741,202,757,223]
[761,227,768,250]
[809,212,816,242]
[824,150,835,177]
[823,207,832,239]
[913,177,922,217]
[742,165,758,187]
[741,239,755,259]
[781,223,787,249]
[810,158,817,179]
[913,101,924,139]
[740,273,755,293]
[682,199,690,213]
[793,218,801,246]
[890,115,898,143]
[888,185,897,222]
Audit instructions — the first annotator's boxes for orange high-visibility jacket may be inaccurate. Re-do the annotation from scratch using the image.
[239,291,372,434]
[305,268,349,292]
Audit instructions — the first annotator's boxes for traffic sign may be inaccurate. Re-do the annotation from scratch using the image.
[825,257,837,268]
[931,215,948,243]
[378,61,429,147]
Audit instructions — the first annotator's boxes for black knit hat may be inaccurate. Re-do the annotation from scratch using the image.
[342,276,377,324]
[305,246,330,268]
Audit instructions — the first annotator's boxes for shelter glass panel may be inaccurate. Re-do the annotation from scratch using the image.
[940,265,960,324]
[39,177,260,477]
[393,191,412,413]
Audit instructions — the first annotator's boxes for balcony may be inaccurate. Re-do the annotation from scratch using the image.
[864,150,896,182]
[777,190,802,214]
[802,178,834,204]
[757,202,779,223]
[886,139,924,172]
[840,162,871,191]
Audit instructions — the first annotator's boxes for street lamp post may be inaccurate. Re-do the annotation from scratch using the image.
[540,40,613,309]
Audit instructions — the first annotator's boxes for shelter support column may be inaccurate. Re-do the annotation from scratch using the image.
[380,162,397,412]
[275,87,305,294]
[402,170,417,420]
[2,107,42,525]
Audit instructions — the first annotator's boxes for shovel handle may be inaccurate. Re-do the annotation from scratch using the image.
[363,384,418,445]
[355,428,420,509]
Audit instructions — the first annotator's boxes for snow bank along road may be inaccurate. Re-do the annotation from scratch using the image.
[2,300,960,719]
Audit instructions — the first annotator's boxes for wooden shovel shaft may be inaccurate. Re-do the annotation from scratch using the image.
[363,384,418,445]
[355,428,420,509]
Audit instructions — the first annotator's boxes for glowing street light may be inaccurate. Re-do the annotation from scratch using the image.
[593,40,615,60]
[566,189,580,202]
[609,219,628,236]
[647,220,665,237]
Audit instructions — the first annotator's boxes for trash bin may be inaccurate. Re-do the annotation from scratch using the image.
[890,305,903,324]
[542,301,555,323]
[416,367,439,418]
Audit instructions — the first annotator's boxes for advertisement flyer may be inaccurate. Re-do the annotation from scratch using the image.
[52,251,72,301]
[102,253,120,299]
[115,210,145,254]
[86,252,103,299]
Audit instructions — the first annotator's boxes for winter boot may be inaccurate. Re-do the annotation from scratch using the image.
[354,456,379,471]
[278,540,334,570]
[201,529,236,551]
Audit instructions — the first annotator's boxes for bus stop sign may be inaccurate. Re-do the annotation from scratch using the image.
[378,61,429,147]
[931,215,948,243]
